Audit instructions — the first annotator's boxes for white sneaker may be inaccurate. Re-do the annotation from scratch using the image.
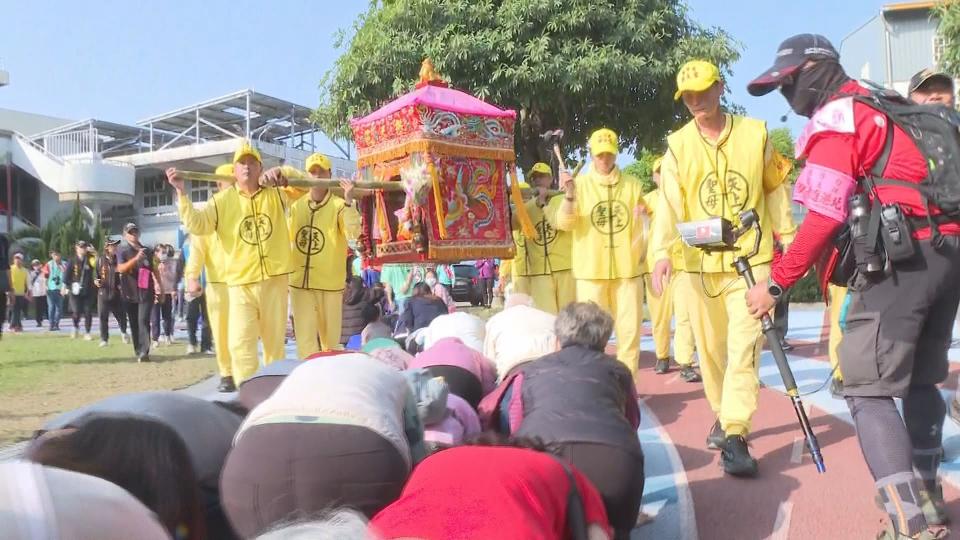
[121,333,130,344]
[99,341,108,348]
[83,333,93,341]
[185,344,196,354]
[152,340,160,349]
[166,335,175,345]
[70,329,78,339]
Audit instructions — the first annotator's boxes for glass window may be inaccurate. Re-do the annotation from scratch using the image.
[143,176,173,208]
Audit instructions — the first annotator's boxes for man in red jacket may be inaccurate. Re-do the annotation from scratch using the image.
[746,34,958,540]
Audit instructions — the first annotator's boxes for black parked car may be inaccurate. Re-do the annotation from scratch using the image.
[451,264,482,306]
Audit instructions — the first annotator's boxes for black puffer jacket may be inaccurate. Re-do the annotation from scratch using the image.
[515,345,642,455]
[340,297,370,344]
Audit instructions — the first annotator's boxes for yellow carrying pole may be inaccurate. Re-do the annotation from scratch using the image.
[178,171,405,192]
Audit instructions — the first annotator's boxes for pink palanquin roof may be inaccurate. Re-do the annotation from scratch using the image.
[350,82,516,128]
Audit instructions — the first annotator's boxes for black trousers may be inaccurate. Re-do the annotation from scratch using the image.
[557,442,645,540]
[124,301,152,357]
[480,277,494,306]
[33,295,46,326]
[151,294,174,340]
[10,295,27,330]
[98,294,128,343]
[0,291,5,336]
[187,295,212,350]
[69,293,94,333]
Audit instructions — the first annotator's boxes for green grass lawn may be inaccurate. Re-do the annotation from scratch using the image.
[0,333,215,444]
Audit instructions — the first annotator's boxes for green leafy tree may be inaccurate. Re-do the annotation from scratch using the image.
[769,127,800,184]
[623,148,663,193]
[937,1,960,77]
[9,199,103,260]
[318,0,740,170]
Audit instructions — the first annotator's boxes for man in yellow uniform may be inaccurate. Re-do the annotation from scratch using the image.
[184,164,235,392]
[288,153,361,358]
[507,182,532,297]
[557,129,647,373]
[166,142,293,384]
[650,60,796,477]
[643,158,701,382]
[511,162,575,314]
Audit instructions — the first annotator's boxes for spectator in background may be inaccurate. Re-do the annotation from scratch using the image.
[95,240,129,348]
[360,302,392,347]
[381,263,419,316]
[28,258,47,328]
[340,277,371,347]
[362,262,382,289]
[116,223,156,363]
[45,249,65,332]
[435,263,454,287]
[475,258,496,308]
[908,68,956,107]
[152,244,180,347]
[63,241,96,341]
[397,283,448,351]
[0,234,9,339]
[181,235,212,356]
[9,253,29,333]
[425,268,455,313]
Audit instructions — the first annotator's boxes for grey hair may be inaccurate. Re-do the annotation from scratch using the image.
[555,302,614,351]
[505,292,535,308]
[255,509,378,540]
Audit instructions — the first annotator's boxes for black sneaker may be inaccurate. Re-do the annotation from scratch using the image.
[706,420,725,450]
[679,365,702,383]
[218,376,236,393]
[137,354,150,363]
[654,358,670,374]
[721,435,758,477]
[779,339,794,352]
[830,378,845,400]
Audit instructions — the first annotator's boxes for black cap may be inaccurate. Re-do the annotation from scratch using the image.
[909,68,954,93]
[748,34,840,96]
[75,240,88,248]
[105,237,121,246]
[123,222,139,234]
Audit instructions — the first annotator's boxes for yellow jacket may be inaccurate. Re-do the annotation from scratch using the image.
[556,165,648,280]
[287,191,362,291]
[177,185,294,286]
[183,233,228,284]
[512,195,572,276]
[651,114,796,273]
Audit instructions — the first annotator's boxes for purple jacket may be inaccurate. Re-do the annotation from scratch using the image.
[475,259,495,279]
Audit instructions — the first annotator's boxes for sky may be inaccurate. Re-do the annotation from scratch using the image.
[1,0,893,158]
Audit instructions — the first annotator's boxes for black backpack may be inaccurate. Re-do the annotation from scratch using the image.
[854,86,960,235]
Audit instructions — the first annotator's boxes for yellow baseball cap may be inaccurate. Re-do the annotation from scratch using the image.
[517,181,531,189]
[233,141,262,164]
[588,128,619,156]
[674,60,721,100]
[528,162,551,177]
[214,163,234,177]
[305,153,332,173]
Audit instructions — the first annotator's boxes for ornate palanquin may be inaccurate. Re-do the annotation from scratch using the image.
[350,59,533,264]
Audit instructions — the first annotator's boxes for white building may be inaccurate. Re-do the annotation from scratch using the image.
[1,89,355,247]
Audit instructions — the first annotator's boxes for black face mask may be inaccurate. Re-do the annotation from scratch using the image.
[780,60,851,118]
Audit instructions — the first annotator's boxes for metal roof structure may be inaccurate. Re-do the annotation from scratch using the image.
[28,119,178,158]
[136,89,349,157]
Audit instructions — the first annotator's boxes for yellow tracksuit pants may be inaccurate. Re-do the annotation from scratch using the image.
[290,287,344,359]
[687,266,769,436]
[227,275,288,384]
[673,272,697,367]
[828,284,847,382]
[644,273,673,360]
[576,277,643,373]
[528,270,576,315]
[205,282,231,378]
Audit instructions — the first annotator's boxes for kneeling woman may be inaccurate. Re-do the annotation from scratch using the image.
[482,302,644,540]
[220,352,427,538]
[371,434,613,540]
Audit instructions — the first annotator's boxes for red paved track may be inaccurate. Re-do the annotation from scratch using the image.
[629,324,960,540]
